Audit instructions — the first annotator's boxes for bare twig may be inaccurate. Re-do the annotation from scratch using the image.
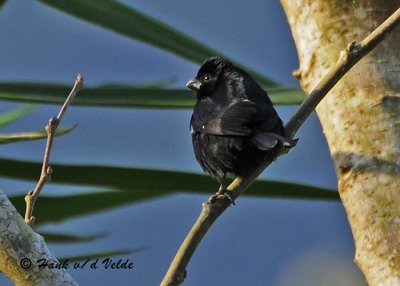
[160,7,400,286]
[24,74,84,225]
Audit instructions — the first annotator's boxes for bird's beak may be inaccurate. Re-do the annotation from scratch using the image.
[186,79,202,91]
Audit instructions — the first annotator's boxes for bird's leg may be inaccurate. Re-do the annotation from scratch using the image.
[208,175,235,205]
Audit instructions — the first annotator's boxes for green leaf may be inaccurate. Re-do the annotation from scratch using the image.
[10,191,163,224]
[40,231,105,243]
[0,105,36,129]
[38,0,277,87]
[99,77,176,89]
[0,0,7,9]
[5,157,337,224]
[11,184,337,225]
[0,82,304,108]
[0,125,76,144]
[268,88,305,105]
[2,158,338,202]
[57,249,142,263]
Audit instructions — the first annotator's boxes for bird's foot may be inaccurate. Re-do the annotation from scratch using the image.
[208,186,235,206]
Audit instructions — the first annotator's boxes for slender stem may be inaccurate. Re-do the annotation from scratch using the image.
[56,74,84,121]
[24,74,84,225]
[160,7,400,286]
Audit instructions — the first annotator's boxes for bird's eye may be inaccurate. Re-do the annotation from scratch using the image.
[204,75,210,82]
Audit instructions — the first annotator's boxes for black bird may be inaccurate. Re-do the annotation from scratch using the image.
[187,56,297,203]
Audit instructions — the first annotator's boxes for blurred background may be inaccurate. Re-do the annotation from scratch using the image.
[0,1,366,285]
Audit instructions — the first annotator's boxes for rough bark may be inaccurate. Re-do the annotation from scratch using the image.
[0,191,77,285]
[280,1,400,285]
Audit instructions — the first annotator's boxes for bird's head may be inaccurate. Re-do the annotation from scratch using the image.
[186,56,232,96]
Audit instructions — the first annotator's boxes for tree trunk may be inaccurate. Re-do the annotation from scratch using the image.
[280,1,400,285]
[0,191,77,285]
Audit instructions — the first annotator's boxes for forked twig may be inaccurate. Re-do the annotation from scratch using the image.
[24,74,84,226]
[160,7,400,286]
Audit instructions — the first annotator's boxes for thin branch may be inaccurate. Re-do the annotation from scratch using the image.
[160,7,400,286]
[24,74,84,226]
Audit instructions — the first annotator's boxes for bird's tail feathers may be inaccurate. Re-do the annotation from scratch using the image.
[251,132,298,151]
[281,136,298,148]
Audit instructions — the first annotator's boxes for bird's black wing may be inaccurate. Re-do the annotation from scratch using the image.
[199,99,297,150]
[203,99,257,136]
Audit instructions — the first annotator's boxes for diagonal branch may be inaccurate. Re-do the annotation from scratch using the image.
[160,7,400,286]
[24,74,84,226]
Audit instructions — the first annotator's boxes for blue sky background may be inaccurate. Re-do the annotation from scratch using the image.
[0,1,366,285]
